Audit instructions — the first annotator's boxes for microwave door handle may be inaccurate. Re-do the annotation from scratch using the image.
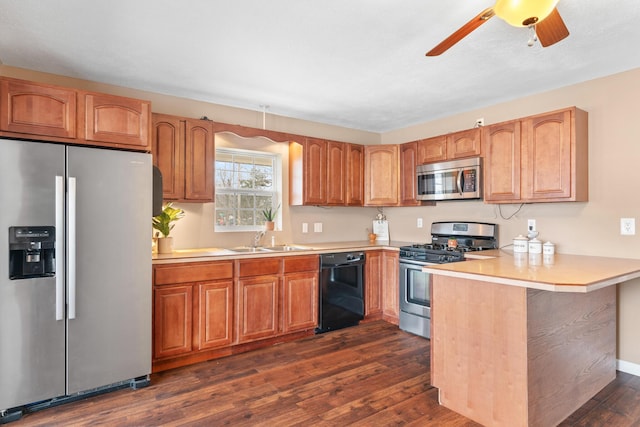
[456,168,463,195]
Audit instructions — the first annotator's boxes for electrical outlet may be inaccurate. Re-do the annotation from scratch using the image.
[314,222,323,233]
[528,219,536,232]
[417,218,423,228]
[302,223,308,233]
[621,218,635,235]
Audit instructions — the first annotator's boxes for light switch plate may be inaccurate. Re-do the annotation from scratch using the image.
[302,223,308,233]
[417,218,423,228]
[314,222,323,233]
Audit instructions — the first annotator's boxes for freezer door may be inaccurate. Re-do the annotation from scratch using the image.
[0,139,66,410]
[66,146,152,394]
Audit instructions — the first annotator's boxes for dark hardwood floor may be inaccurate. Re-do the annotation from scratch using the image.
[11,321,640,426]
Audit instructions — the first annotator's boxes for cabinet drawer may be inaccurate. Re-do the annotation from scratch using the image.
[283,255,319,273]
[237,257,281,277]
[154,261,233,285]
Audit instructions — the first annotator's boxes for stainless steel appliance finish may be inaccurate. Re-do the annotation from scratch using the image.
[0,139,152,415]
[399,221,498,339]
[416,157,482,201]
[316,252,365,334]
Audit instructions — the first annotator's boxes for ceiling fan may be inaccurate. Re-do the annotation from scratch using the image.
[426,0,569,56]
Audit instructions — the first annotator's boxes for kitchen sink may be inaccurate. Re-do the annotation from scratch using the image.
[228,246,272,253]
[264,245,310,252]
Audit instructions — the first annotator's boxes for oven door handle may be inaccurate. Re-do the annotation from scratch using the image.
[400,259,439,267]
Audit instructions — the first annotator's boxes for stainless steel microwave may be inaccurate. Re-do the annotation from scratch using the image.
[416,157,482,201]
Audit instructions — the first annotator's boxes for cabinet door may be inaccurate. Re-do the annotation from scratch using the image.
[483,120,522,203]
[152,114,185,200]
[0,78,76,138]
[303,138,327,205]
[346,143,364,206]
[184,119,214,201]
[522,110,572,201]
[365,250,383,318]
[381,250,399,324]
[326,140,346,205]
[197,281,233,350]
[399,141,420,206]
[447,128,481,159]
[283,272,318,333]
[82,92,150,151]
[237,275,280,343]
[364,145,399,206]
[153,285,193,359]
[417,135,447,164]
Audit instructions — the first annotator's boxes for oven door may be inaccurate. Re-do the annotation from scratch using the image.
[399,259,432,317]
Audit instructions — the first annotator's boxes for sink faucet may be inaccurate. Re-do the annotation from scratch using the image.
[253,230,266,247]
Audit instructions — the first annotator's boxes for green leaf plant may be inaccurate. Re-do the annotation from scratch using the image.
[152,203,185,237]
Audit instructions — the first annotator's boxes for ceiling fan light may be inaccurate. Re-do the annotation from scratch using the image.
[494,0,560,27]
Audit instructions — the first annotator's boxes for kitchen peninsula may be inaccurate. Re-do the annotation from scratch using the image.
[424,251,640,427]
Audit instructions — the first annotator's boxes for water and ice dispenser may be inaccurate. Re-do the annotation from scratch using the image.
[9,226,56,280]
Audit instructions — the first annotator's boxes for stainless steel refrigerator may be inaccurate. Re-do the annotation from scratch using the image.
[0,138,152,416]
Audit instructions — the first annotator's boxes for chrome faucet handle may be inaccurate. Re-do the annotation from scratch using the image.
[253,230,266,247]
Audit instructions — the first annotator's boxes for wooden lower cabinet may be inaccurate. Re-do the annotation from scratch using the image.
[237,275,280,343]
[364,250,399,324]
[236,255,319,343]
[283,271,318,333]
[197,281,233,350]
[153,284,193,359]
[152,261,234,371]
[365,251,383,319]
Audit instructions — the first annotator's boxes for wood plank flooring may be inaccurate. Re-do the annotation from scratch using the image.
[11,321,640,426]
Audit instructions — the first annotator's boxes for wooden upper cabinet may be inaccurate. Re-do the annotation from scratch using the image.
[152,114,185,200]
[151,114,214,202]
[447,128,481,159]
[417,135,447,164]
[289,138,327,205]
[0,77,151,150]
[399,141,421,206]
[483,107,588,204]
[482,120,522,203]
[417,128,481,164]
[346,143,364,206]
[184,119,214,201]
[80,91,151,151]
[364,144,400,206]
[0,77,76,138]
[326,140,346,205]
[522,109,587,202]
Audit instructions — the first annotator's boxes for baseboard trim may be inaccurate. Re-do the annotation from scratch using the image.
[617,359,640,377]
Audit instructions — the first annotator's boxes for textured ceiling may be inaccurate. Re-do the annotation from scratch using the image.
[1,0,639,132]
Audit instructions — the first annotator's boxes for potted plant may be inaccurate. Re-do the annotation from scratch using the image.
[152,203,185,254]
[262,204,279,231]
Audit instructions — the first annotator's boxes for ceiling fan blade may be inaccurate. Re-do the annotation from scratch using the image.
[426,8,496,56]
[536,7,569,47]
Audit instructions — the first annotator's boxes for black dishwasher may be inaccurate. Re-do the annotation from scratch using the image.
[316,252,365,334]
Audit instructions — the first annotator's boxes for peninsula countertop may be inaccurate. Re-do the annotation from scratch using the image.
[423,249,640,292]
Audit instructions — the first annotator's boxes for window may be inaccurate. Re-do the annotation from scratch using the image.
[215,148,280,232]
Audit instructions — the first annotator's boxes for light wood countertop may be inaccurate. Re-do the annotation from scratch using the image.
[424,249,640,292]
[152,240,408,265]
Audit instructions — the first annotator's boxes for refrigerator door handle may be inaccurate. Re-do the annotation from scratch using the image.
[55,176,65,321]
[68,176,77,320]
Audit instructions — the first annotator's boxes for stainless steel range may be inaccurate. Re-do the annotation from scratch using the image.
[399,221,498,338]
